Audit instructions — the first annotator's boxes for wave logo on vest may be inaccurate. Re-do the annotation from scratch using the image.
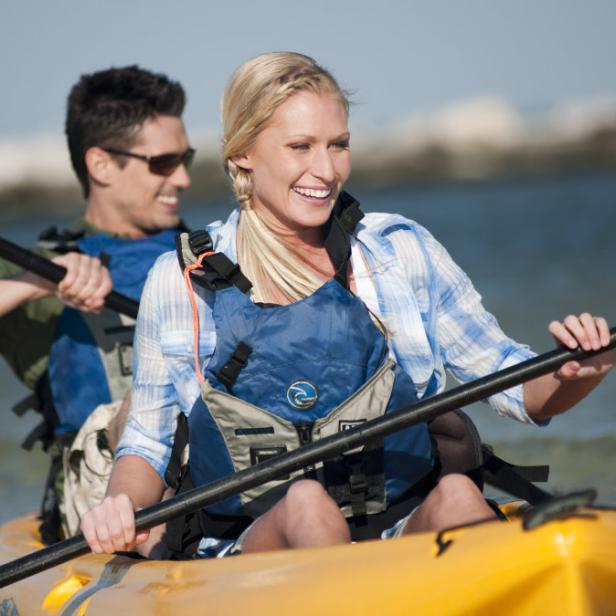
[287,381,318,409]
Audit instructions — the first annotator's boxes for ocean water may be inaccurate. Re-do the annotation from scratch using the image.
[1,171,615,524]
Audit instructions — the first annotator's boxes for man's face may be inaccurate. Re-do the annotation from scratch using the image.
[105,115,191,237]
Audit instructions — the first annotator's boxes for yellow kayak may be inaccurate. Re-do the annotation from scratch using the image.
[1,501,615,615]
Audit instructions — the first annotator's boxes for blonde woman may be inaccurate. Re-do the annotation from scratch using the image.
[81,52,614,558]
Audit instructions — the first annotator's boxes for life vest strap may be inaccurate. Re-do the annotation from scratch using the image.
[348,461,369,520]
[37,226,85,254]
[177,230,252,293]
[21,421,51,451]
[215,342,253,391]
[165,412,189,490]
[481,445,551,505]
[11,393,39,417]
[322,191,364,289]
[14,373,61,452]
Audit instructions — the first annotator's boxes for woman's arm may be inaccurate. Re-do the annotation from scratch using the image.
[407,224,613,422]
[523,314,614,420]
[80,254,186,554]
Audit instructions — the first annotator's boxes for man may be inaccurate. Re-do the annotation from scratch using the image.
[0,65,193,542]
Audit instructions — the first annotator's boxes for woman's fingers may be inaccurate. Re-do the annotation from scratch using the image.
[550,313,609,351]
[104,497,131,552]
[563,313,592,350]
[549,313,614,381]
[595,316,610,346]
[80,495,146,554]
[116,494,144,550]
[548,319,578,349]
[578,312,601,350]
[81,510,104,554]
[93,499,117,554]
[557,360,581,379]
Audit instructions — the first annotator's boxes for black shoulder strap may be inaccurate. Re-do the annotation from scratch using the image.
[165,412,189,490]
[176,229,252,294]
[37,226,85,254]
[323,191,364,289]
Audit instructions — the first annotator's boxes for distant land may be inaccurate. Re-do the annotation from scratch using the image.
[1,95,615,217]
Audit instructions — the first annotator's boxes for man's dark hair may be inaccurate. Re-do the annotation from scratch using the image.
[66,65,186,197]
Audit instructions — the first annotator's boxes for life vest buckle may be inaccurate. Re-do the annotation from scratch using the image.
[188,230,213,256]
[349,471,368,494]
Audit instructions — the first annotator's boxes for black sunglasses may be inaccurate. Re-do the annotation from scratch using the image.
[104,147,196,176]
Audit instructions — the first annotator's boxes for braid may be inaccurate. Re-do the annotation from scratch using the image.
[224,158,252,206]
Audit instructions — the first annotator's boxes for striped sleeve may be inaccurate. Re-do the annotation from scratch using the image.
[419,226,540,423]
[115,253,184,479]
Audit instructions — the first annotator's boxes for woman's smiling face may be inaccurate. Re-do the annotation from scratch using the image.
[234,90,351,238]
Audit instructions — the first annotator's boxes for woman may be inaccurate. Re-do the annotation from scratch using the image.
[81,52,614,557]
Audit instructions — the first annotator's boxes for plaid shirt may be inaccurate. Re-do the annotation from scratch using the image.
[117,209,538,479]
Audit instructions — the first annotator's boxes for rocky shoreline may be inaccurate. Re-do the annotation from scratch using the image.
[2,96,615,216]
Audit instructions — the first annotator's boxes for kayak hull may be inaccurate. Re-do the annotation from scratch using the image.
[1,508,616,615]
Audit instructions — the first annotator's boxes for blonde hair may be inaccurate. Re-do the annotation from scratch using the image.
[221,52,350,303]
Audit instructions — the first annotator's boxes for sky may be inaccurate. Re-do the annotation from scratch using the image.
[2,0,615,140]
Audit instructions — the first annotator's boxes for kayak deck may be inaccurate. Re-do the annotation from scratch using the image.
[1,507,616,615]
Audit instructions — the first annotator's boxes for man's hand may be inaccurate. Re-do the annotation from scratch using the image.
[51,252,113,313]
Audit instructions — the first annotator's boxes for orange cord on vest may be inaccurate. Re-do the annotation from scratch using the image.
[183,251,215,384]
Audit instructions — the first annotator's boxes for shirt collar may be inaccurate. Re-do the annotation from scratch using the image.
[210,208,240,262]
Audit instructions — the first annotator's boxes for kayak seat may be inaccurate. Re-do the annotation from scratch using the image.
[428,409,484,489]
[428,409,552,505]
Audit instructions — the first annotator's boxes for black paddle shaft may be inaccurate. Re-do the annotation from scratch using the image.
[0,236,139,319]
[0,328,614,588]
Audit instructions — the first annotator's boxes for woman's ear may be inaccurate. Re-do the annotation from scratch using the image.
[84,146,114,186]
[230,152,253,172]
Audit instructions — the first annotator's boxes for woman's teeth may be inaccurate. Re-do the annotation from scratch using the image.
[293,187,331,199]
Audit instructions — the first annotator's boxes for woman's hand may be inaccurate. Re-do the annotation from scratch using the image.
[80,494,150,554]
[524,313,614,419]
[548,313,615,380]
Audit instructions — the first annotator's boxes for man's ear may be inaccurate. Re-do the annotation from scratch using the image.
[230,152,253,172]
[84,146,115,186]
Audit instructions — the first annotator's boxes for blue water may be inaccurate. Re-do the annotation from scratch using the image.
[1,171,615,522]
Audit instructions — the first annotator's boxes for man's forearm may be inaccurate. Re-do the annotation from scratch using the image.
[0,273,51,318]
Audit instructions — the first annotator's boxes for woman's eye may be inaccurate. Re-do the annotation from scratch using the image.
[331,140,350,150]
[289,143,310,151]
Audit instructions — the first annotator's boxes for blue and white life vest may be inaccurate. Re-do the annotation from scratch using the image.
[47,229,179,432]
[187,280,434,520]
[177,194,434,535]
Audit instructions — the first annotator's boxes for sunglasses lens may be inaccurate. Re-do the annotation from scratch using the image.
[184,148,196,169]
[149,154,182,176]
[149,149,195,176]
